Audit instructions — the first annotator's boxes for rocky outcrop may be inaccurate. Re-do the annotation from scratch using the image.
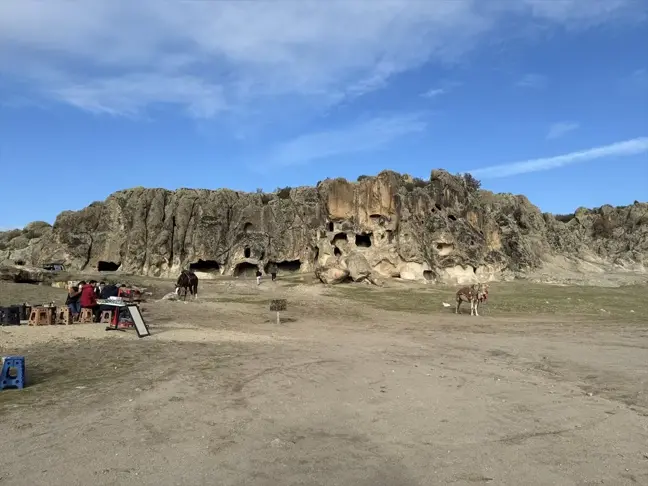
[314,264,350,285]
[0,264,60,284]
[1,170,646,284]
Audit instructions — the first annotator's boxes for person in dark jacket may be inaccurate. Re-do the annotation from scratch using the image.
[97,283,121,323]
[100,283,119,299]
[66,282,83,321]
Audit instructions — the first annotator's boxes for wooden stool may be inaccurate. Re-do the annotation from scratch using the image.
[56,307,72,325]
[79,308,94,324]
[99,310,113,324]
[28,307,54,326]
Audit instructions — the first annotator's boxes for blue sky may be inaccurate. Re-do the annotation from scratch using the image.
[1,0,647,229]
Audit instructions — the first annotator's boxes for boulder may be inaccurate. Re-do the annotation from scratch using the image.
[0,264,52,284]
[315,265,350,285]
[342,252,372,282]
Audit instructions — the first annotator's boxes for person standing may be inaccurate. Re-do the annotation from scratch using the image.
[268,262,278,282]
[256,269,262,286]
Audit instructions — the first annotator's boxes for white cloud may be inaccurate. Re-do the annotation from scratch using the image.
[51,74,226,118]
[467,137,648,178]
[515,73,548,89]
[620,68,648,94]
[0,1,643,119]
[546,121,580,140]
[266,113,427,167]
[422,88,447,98]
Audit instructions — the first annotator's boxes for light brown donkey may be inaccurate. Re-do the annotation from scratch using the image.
[455,283,489,316]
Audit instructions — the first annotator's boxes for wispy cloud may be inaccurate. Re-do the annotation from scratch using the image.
[421,80,464,99]
[546,121,580,140]
[266,113,427,168]
[515,73,548,89]
[0,1,642,120]
[620,68,648,94]
[422,88,446,99]
[467,137,648,179]
[51,74,226,119]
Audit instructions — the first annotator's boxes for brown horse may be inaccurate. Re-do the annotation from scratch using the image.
[175,270,199,300]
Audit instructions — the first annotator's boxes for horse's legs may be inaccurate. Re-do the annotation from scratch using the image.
[193,282,198,299]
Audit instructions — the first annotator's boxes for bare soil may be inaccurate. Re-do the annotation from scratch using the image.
[1,276,647,486]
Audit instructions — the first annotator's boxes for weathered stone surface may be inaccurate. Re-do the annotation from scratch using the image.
[0,264,55,284]
[1,170,646,284]
[341,252,372,282]
[314,264,350,285]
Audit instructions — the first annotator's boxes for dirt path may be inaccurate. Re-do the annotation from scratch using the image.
[1,279,647,485]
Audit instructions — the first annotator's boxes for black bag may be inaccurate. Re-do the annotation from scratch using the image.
[0,306,21,326]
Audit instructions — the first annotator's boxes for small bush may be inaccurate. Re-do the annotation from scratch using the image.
[462,173,481,192]
[3,229,22,241]
[554,213,575,223]
[412,177,428,188]
[357,175,371,182]
[276,187,292,200]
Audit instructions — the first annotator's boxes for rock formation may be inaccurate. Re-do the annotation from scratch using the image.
[1,169,646,284]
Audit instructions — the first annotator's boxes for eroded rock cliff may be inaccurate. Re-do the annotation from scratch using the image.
[1,170,646,284]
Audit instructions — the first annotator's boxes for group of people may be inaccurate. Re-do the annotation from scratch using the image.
[66,280,123,322]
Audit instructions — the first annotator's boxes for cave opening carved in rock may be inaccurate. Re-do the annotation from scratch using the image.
[423,270,434,281]
[234,262,259,277]
[334,247,342,257]
[332,233,347,244]
[244,247,251,258]
[265,260,301,273]
[189,260,221,273]
[97,261,121,272]
[243,223,254,234]
[355,233,372,248]
[448,214,457,222]
[435,242,454,256]
[327,221,334,232]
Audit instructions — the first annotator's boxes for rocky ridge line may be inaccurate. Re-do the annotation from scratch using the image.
[1,169,646,285]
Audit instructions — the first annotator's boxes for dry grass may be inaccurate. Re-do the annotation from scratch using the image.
[329,281,648,322]
[0,281,68,307]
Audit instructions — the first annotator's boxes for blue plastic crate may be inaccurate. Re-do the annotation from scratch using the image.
[1,356,26,390]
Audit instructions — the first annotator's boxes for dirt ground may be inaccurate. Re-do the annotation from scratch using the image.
[1,275,647,486]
